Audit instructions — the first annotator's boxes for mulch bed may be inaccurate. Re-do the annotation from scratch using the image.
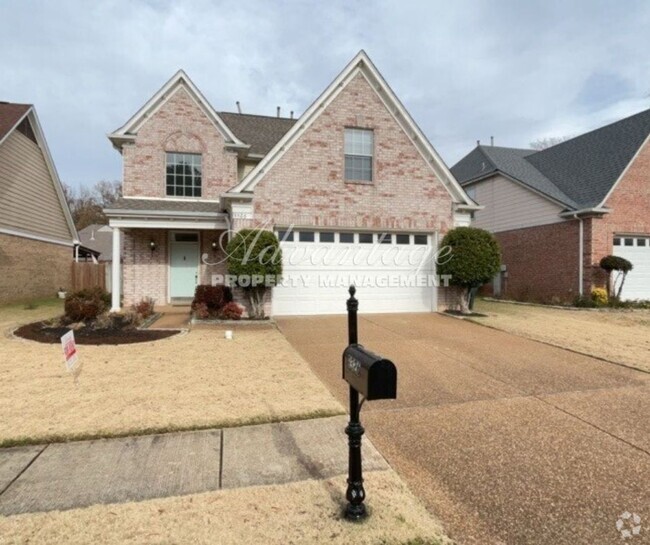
[14,321,179,345]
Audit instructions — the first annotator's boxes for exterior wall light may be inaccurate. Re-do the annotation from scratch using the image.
[211,240,218,251]
[149,240,157,252]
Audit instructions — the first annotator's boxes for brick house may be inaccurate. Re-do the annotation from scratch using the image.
[105,51,476,315]
[452,108,650,302]
[0,102,78,304]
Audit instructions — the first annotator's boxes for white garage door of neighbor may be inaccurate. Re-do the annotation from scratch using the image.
[613,235,650,300]
[272,230,437,316]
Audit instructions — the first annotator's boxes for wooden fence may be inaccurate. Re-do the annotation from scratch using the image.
[71,262,107,291]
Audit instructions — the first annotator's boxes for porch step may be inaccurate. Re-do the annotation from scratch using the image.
[170,298,193,306]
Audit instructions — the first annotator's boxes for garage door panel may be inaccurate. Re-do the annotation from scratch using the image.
[273,231,436,315]
[613,236,650,300]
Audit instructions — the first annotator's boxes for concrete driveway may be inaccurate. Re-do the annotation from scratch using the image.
[276,313,650,545]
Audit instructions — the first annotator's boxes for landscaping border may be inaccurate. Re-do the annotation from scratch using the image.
[482,297,647,312]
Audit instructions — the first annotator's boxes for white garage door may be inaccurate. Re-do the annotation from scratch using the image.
[272,230,437,315]
[613,235,650,300]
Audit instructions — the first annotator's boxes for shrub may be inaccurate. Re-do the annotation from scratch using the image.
[218,302,243,320]
[64,287,110,322]
[573,294,596,308]
[191,285,233,317]
[226,229,282,319]
[132,297,156,319]
[194,302,210,320]
[600,255,633,299]
[591,287,608,306]
[437,227,501,314]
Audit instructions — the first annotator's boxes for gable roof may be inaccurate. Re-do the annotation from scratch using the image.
[0,102,31,145]
[452,107,650,210]
[226,50,474,207]
[0,102,78,243]
[77,224,113,261]
[108,70,248,152]
[219,112,296,156]
[526,108,650,208]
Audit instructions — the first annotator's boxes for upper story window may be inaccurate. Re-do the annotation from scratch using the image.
[344,128,373,182]
[166,153,202,197]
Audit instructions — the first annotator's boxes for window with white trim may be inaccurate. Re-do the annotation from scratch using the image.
[166,153,202,197]
[344,128,373,181]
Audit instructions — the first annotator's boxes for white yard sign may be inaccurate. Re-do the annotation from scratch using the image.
[60,330,79,372]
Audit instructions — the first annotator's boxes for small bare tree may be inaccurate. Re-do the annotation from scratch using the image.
[529,136,572,150]
[62,180,122,230]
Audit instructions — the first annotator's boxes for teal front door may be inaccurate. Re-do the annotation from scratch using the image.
[170,241,199,298]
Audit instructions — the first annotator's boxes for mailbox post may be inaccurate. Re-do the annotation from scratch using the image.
[345,286,365,520]
[343,286,397,520]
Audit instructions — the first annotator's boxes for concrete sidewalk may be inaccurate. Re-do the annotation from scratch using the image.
[0,416,387,516]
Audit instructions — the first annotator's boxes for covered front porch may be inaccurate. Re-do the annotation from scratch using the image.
[105,199,230,311]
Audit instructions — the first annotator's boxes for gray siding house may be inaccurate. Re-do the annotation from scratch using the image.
[0,102,78,303]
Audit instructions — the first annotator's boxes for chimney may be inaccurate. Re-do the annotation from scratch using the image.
[490,136,494,146]
[236,101,242,114]
[477,139,481,146]
[276,106,281,118]
[290,110,294,119]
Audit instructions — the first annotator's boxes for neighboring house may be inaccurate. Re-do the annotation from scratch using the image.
[452,109,650,302]
[0,102,78,304]
[78,224,114,262]
[104,51,476,315]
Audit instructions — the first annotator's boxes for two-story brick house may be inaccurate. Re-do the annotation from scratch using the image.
[452,108,650,302]
[105,51,476,315]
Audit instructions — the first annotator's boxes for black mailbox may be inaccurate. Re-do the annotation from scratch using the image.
[342,344,397,400]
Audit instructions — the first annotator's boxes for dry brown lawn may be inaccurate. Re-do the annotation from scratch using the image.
[0,300,343,446]
[473,300,650,372]
[0,470,448,545]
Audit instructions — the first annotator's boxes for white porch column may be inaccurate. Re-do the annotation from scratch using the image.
[111,226,122,312]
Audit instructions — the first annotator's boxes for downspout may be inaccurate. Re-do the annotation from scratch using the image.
[578,217,584,297]
[572,213,584,297]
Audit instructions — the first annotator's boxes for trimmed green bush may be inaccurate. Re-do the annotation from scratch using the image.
[226,229,282,319]
[437,227,501,313]
[600,255,633,299]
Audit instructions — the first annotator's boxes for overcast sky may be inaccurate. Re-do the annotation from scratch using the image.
[2,0,649,189]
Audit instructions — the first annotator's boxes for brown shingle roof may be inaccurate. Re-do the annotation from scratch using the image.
[105,197,223,215]
[218,112,296,155]
[0,102,31,142]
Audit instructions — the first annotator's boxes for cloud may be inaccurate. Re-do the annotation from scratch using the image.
[2,0,649,186]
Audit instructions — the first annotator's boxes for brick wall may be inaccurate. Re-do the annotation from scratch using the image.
[0,232,71,304]
[121,229,227,307]
[122,87,238,199]
[495,220,580,303]
[585,138,650,290]
[251,73,454,234]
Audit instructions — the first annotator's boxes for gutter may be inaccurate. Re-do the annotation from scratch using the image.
[559,207,609,218]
